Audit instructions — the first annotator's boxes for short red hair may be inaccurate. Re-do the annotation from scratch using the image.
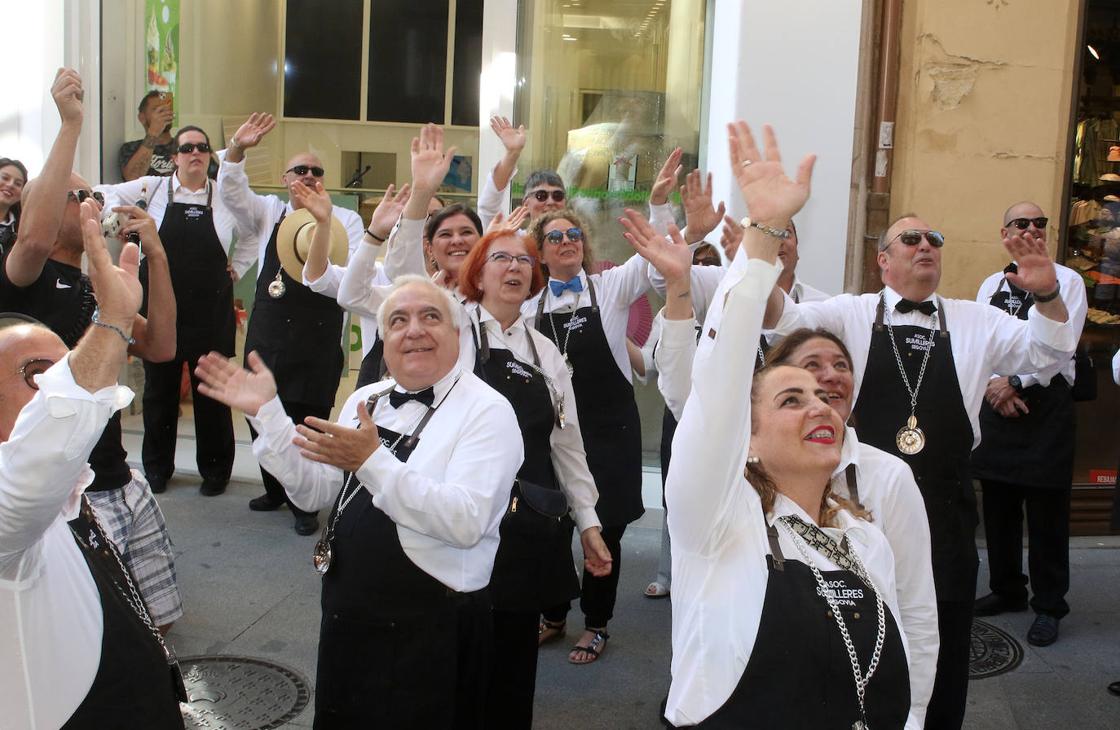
[458,229,546,303]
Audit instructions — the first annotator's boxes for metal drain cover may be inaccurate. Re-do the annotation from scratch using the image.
[179,655,311,729]
[969,619,1024,679]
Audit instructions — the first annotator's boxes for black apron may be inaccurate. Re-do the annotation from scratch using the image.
[535,279,644,526]
[315,407,491,729]
[140,177,235,360]
[851,298,978,601]
[355,332,387,388]
[471,319,580,612]
[63,499,184,729]
[971,274,1076,488]
[694,517,910,728]
[243,216,345,408]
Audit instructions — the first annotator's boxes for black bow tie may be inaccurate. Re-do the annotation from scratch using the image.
[388,387,435,409]
[895,298,937,316]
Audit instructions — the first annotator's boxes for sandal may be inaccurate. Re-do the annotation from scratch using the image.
[644,581,670,599]
[568,628,610,665]
[538,619,566,646]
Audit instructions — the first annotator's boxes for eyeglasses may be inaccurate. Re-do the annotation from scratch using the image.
[889,229,945,248]
[177,142,211,154]
[17,357,55,390]
[287,164,325,177]
[544,227,583,245]
[487,251,536,267]
[67,189,105,205]
[529,189,566,203]
[1006,217,1048,231]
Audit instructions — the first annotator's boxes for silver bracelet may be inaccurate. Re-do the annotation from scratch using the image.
[91,308,136,345]
[740,216,791,240]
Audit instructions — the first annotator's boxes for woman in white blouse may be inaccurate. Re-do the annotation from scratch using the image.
[626,122,914,728]
[456,228,611,727]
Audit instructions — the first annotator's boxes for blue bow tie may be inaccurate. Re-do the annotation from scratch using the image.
[550,277,584,297]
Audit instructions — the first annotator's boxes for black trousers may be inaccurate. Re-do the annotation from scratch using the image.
[980,479,1071,618]
[926,598,973,730]
[142,356,234,483]
[484,609,539,729]
[541,523,625,628]
[247,400,327,519]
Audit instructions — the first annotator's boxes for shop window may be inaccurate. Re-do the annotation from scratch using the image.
[451,0,484,127]
[367,0,449,124]
[283,0,364,120]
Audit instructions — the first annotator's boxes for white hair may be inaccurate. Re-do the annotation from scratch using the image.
[376,274,463,333]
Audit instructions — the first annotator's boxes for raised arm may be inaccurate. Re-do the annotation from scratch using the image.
[115,205,176,362]
[680,169,726,245]
[647,147,682,236]
[218,113,277,237]
[292,181,335,285]
[121,98,173,181]
[478,116,526,229]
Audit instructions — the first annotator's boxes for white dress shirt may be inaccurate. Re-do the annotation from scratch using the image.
[463,305,601,533]
[248,365,522,592]
[663,258,912,728]
[655,308,937,726]
[217,158,364,296]
[521,252,652,384]
[975,262,1087,388]
[96,172,257,278]
[0,357,134,730]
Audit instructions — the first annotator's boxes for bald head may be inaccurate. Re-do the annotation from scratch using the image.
[282,153,326,209]
[1001,201,1047,244]
[0,324,67,442]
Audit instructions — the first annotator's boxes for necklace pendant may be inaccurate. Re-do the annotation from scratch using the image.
[563,354,574,376]
[312,539,332,575]
[853,721,868,730]
[895,415,925,455]
[268,271,286,299]
[556,400,567,430]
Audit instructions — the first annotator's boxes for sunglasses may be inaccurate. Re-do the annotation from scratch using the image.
[17,357,55,390]
[287,164,325,177]
[67,189,105,205]
[529,189,566,203]
[177,142,212,154]
[1006,217,1048,231]
[544,227,584,245]
[487,251,536,267]
[889,229,945,248]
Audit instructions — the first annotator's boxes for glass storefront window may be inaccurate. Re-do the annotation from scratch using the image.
[513,0,709,462]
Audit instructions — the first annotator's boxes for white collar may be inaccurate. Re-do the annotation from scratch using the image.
[831,425,862,478]
[768,492,870,543]
[547,269,587,286]
[391,364,462,400]
[1,211,14,226]
[477,304,526,336]
[881,285,937,309]
[171,172,209,195]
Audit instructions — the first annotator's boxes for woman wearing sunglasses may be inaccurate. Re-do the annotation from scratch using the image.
[97,125,257,497]
[455,228,612,728]
[0,158,28,257]
[524,208,652,665]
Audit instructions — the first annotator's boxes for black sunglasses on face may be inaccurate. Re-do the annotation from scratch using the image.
[891,229,945,248]
[544,227,583,245]
[177,142,212,154]
[18,357,55,390]
[530,189,566,203]
[287,165,325,177]
[1006,217,1048,231]
[67,189,104,205]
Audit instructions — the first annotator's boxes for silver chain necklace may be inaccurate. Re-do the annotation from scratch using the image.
[883,301,936,455]
[546,306,575,376]
[782,521,886,730]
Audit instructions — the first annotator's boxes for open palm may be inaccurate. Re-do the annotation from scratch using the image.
[195,352,278,417]
[234,112,276,149]
[728,121,815,224]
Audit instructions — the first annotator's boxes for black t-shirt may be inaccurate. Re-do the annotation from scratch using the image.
[0,253,132,490]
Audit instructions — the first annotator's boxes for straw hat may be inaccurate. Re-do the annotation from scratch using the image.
[276,208,349,280]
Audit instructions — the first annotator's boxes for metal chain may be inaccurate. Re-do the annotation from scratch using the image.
[883,304,936,414]
[782,522,886,728]
[546,308,573,365]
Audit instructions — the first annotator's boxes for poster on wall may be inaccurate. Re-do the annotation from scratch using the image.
[145,0,179,118]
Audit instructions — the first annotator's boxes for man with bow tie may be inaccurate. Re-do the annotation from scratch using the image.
[971,202,1087,650]
[752,211,1080,728]
[195,274,523,729]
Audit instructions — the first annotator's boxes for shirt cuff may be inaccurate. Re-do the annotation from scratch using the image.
[356,443,403,495]
[659,315,698,348]
[572,507,601,534]
[1026,305,1079,353]
[247,395,288,436]
[39,354,134,415]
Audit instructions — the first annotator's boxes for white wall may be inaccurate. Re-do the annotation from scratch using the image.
[703,0,864,295]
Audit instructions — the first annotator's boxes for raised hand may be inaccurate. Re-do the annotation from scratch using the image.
[52,68,84,125]
[232,112,277,149]
[145,101,173,137]
[411,123,457,194]
[114,205,165,258]
[489,115,526,154]
[81,201,142,324]
[580,527,613,578]
[195,351,278,417]
[290,180,334,223]
[295,400,381,472]
[728,121,815,225]
[719,214,742,262]
[649,147,683,206]
[681,169,726,242]
[368,183,412,241]
[487,205,529,234]
[1003,230,1058,296]
[620,208,692,286]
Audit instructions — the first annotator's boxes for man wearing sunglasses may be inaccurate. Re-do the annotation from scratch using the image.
[754,209,1079,728]
[219,112,364,536]
[476,115,567,229]
[971,202,1087,650]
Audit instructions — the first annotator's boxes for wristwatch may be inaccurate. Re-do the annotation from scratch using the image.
[740,217,791,240]
[1008,375,1023,393]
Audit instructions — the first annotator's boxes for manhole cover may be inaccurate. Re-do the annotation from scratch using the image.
[179,655,311,729]
[969,619,1023,679]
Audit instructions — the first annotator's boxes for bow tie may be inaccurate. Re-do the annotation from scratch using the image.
[388,387,435,409]
[895,298,937,316]
[549,277,584,297]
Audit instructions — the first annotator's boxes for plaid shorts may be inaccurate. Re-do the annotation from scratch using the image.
[86,471,184,626]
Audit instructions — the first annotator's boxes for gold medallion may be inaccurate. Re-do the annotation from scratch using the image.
[895,415,925,455]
